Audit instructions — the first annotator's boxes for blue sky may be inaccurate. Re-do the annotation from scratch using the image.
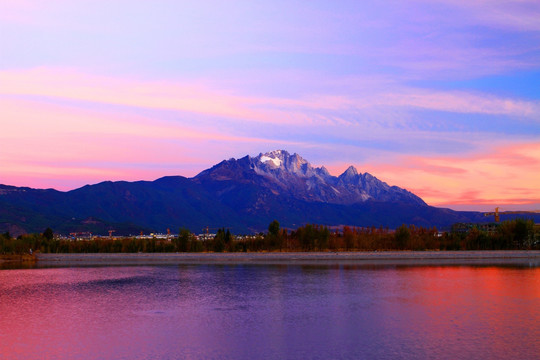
[1,0,539,210]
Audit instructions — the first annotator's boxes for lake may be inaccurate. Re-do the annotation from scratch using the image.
[1,264,539,359]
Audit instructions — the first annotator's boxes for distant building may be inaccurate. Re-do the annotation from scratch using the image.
[451,222,498,235]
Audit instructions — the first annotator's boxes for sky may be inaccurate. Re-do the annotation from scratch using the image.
[1,0,539,211]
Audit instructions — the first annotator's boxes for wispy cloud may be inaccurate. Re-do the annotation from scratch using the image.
[431,0,540,32]
[2,68,539,126]
[1,1,539,208]
[337,141,540,207]
[0,95,302,189]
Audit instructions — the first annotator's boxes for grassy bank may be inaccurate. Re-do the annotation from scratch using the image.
[34,251,540,267]
[0,254,36,263]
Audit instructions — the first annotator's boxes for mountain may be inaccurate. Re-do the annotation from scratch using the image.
[195,150,425,206]
[0,150,529,236]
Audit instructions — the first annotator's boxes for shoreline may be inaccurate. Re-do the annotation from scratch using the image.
[0,254,37,269]
[0,254,36,263]
[33,251,540,267]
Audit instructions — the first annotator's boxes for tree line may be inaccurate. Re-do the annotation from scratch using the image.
[0,218,538,255]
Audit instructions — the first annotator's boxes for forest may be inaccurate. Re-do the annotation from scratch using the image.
[0,219,538,255]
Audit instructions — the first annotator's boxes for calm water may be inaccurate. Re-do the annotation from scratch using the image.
[1,265,539,359]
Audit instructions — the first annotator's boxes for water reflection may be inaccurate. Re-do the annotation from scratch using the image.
[1,265,539,359]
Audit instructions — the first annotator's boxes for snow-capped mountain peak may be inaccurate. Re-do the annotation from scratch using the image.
[256,150,289,167]
[254,150,316,176]
[260,155,282,167]
[195,150,426,206]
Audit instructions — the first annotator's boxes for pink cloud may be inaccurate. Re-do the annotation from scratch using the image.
[326,141,540,209]
[0,96,295,145]
[2,68,538,133]
[1,67,355,128]
[0,96,300,190]
[1,68,538,199]
[0,68,261,121]
[380,90,540,118]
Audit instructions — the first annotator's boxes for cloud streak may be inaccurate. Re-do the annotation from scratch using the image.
[339,142,540,209]
[2,68,539,125]
[1,1,539,209]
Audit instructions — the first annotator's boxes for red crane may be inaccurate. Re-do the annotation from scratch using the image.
[202,226,221,241]
[484,207,540,222]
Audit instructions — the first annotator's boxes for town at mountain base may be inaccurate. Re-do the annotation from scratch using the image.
[0,151,536,236]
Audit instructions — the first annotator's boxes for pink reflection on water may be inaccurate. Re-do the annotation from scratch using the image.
[0,265,539,359]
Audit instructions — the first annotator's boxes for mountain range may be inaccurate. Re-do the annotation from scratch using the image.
[0,150,529,236]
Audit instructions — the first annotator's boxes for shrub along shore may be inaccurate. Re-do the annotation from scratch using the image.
[1,218,538,256]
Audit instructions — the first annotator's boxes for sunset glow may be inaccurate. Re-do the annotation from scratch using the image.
[1,1,539,210]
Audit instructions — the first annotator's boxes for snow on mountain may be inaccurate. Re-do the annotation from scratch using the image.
[4,150,492,236]
[196,150,426,206]
[259,155,282,167]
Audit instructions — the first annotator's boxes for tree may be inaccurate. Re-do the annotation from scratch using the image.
[213,229,225,252]
[268,220,280,237]
[298,224,316,251]
[265,220,283,250]
[343,226,354,250]
[316,225,330,250]
[176,228,191,252]
[394,224,410,250]
[514,219,532,249]
[43,227,54,241]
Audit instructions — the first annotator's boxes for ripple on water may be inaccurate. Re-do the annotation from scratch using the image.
[0,265,539,360]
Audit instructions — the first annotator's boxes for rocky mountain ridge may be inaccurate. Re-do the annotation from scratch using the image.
[0,150,504,235]
[195,150,426,206]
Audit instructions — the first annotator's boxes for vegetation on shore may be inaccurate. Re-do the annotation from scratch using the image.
[0,219,538,255]
[0,254,36,262]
